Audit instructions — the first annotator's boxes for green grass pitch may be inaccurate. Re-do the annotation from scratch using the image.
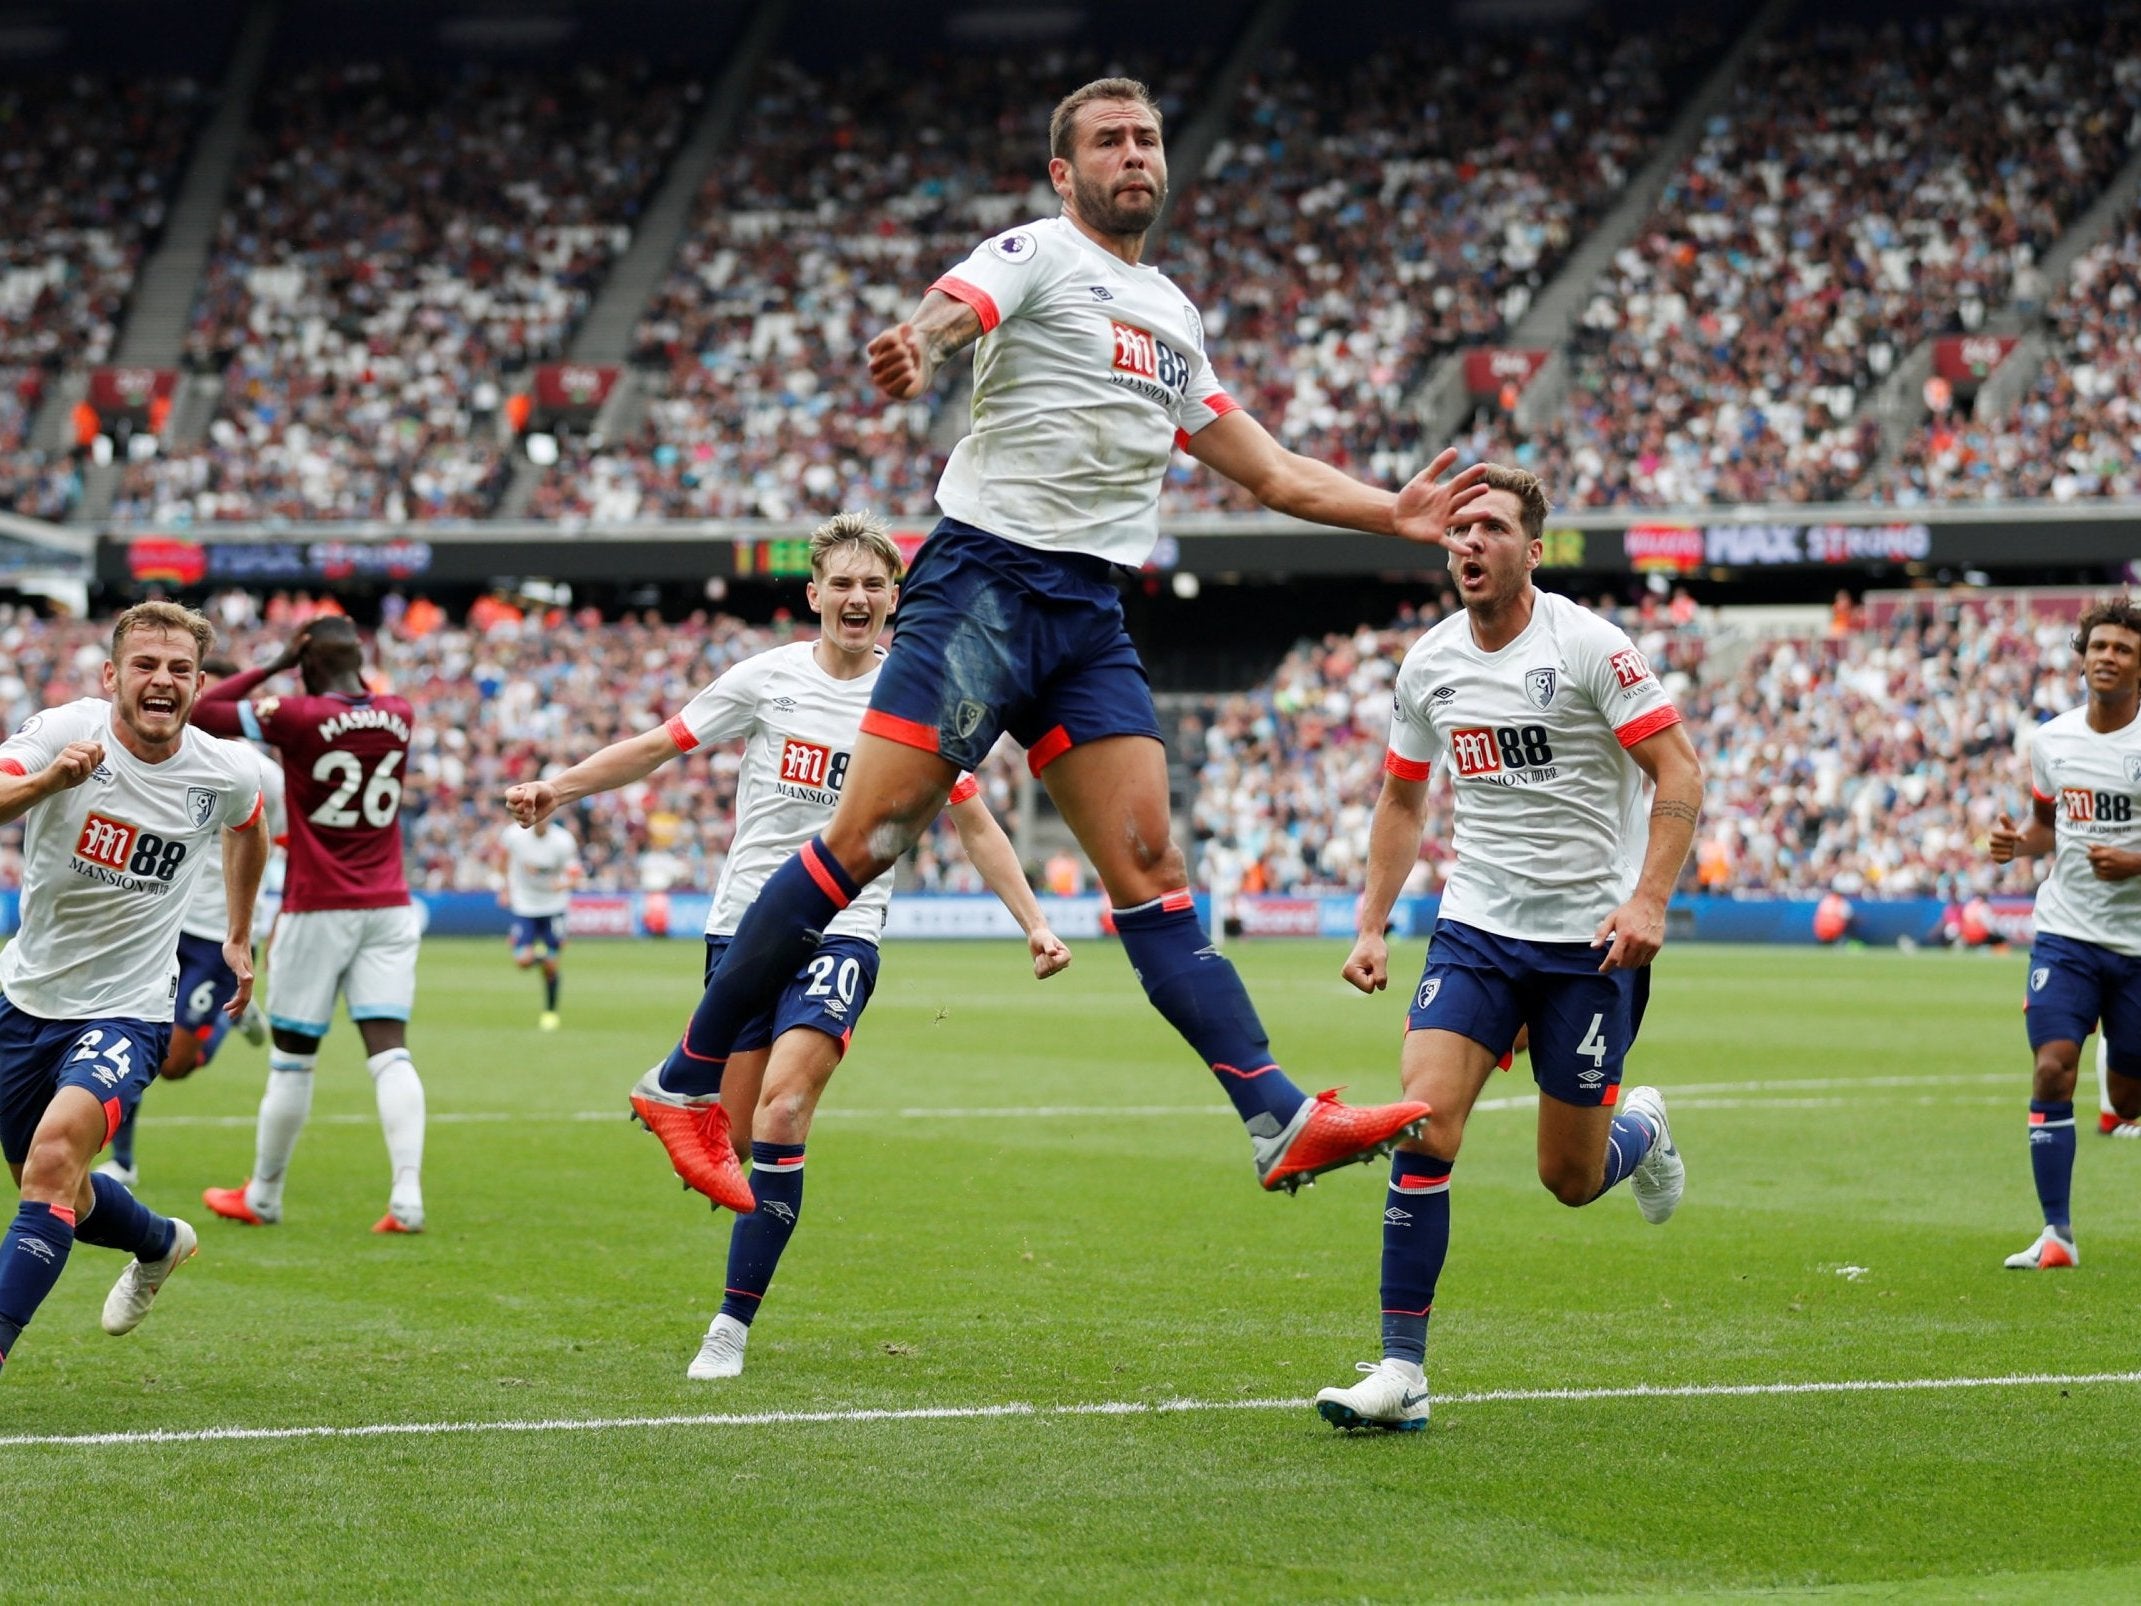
[3,936,2138,1601]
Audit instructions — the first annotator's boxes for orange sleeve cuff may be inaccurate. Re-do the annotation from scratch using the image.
[948,774,981,806]
[1385,751,1432,782]
[931,275,1001,333]
[665,714,698,753]
[1615,706,1682,749]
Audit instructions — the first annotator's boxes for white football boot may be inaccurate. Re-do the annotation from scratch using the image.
[1620,1085,1684,1225]
[1315,1360,1430,1433]
[688,1314,749,1380]
[2003,1227,2078,1269]
[92,1159,138,1188]
[102,1217,198,1336]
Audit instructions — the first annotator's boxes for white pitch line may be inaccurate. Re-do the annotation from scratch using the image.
[137,1072,2032,1131]
[6,1370,2137,1452]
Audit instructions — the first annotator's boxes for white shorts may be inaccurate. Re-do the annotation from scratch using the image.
[267,905,422,1038]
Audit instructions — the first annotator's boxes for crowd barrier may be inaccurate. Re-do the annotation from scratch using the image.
[0,890,2024,947]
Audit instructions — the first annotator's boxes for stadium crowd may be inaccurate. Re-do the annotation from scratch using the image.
[1189,592,2080,904]
[0,371,76,523]
[1884,196,2141,503]
[1164,27,1704,511]
[533,52,1199,523]
[1478,8,2141,509]
[114,63,692,526]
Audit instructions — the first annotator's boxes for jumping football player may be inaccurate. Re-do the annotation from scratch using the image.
[1314,466,1703,1432]
[1989,596,2141,1268]
[506,511,1070,1378]
[0,602,266,1375]
[191,617,428,1234]
[630,77,1493,1208]
[99,656,282,1188]
[500,816,579,1029]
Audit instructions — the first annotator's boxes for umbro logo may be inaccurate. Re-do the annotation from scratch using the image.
[1431,686,1457,702]
[91,764,114,783]
[1088,286,1114,301]
[1384,1206,1413,1224]
[770,696,797,711]
[761,1201,796,1224]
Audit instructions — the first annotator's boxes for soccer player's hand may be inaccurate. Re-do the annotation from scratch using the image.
[265,621,316,674]
[866,323,931,400]
[1029,926,1071,980]
[1989,812,2023,863]
[1342,932,1390,993]
[221,938,255,1019]
[1593,896,1666,972]
[44,740,104,790]
[504,781,558,829]
[2086,844,2141,882]
[1390,449,1494,550]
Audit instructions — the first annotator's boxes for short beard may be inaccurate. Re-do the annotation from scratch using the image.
[1069,166,1165,239]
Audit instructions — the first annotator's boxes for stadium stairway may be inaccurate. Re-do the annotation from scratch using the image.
[1865,137,2141,463]
[1409,0,1796,446]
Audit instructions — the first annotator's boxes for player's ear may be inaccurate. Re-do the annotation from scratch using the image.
[100,658,118,695]
[1048,155,1073,204]
[1526,538,1542,572]
[886,583,900,614]
[805,579,821,613]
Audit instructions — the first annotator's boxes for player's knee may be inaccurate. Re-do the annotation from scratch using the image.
[20,1129,89,1198]
[1538,1157,1598,1208]
[161,1033,201,1081]
[755,1088,814,1146]
[2032,1049,2080,1100]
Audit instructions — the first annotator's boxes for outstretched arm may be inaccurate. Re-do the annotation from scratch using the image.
[948,793,1070,980]
[1186,414,1492,550]
[865,290,986,401]
[504,726,680,830]
[1342,769,1433,994]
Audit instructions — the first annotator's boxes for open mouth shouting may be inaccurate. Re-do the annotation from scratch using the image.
[1457,555,1490,594]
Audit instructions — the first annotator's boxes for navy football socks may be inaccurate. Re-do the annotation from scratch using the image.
[720,1143,806,1326]
[75,1173,177,1262]
[1593,1107,1660,1200]
[659,838,861,1098]
[0,1201,76,1368]
[1112,894,1308,1130]
[1380,1152,1452,1367]
[2028,1099,2077,1232]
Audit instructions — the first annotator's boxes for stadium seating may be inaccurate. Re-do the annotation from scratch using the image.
[115,63,691,525]
[1883,196,2141,503]
[1478,9,2141,507]
[0,371,77,522]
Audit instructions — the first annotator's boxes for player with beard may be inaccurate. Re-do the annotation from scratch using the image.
[1313,466,1704,1432]
[1990,597,2141,1268]
[630,77,1492,1212]
[0,602,267,1376]
[506,512,1070,1378]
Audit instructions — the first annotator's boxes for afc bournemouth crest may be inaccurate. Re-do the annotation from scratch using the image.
[2125,755,2141,785]
[187,787,219,828]
[954,699,988,740]
[1525,667,1558,710]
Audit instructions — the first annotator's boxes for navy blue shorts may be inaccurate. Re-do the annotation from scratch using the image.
[175,931,241,1064]
[702,935,881,1055]
[864,517,1164,774]
[2025,932,2141,1073]
[510,915,565,956]
[1406,919,1650,1107]
[0,993,171,1166]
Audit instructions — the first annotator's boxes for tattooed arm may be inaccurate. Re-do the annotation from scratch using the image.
[865,292,986,401]
[1593,720,1705,973]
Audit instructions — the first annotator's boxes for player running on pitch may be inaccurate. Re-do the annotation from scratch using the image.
[1313,466,1703,1433]
[0,602,266,1376]
[99,656,283,1188]
[191,616,428,1234]
[506,512,1070,1379]
[500,816,579,1030]
[630,77,1493,1207]
[1989,596,2141,1269]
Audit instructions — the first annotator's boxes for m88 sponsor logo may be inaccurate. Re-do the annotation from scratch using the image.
[780,738,850,793]
[74,812,188,881]
[2062,787,2135,824]
[1109,321,1191,391]
[1448,726,1556,778]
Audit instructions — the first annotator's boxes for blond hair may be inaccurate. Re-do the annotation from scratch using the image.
[1049,77,1163,160]
[110,600,215,666]
[809,511,904,584]
[1478,463,1552,541]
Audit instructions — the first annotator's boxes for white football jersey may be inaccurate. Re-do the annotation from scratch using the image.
[2027,706,2141,956]
[504,820,578,918]
[0,698,264,1021]
[931,215,1238,566]
[1389,592,1681,942]
[181,751,283,942]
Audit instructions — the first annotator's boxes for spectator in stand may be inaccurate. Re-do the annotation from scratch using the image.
[113,63,691,526]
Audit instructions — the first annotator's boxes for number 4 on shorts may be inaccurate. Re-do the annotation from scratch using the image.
[1577,1013,1608,1068]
